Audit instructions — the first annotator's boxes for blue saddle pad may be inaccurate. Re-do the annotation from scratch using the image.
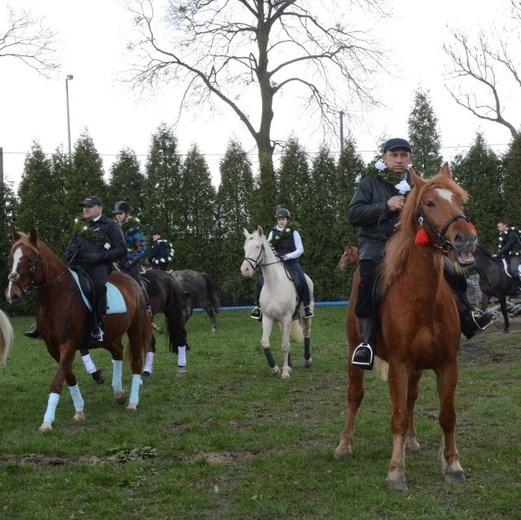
[69,269,127,315]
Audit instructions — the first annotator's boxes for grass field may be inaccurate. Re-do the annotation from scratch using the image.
[0,307,519,519]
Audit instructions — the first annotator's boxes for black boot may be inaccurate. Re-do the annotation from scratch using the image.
[304,306,314,319]
[351,317,375,370]
[460,309,493,339]
[24,323,41,339]
[91,320,104,342]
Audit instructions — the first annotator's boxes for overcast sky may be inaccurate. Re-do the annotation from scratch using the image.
[0,0,518,191]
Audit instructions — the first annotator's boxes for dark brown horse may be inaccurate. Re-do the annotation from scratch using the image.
[335,164,476,491]
[140,269,189,375]
[5,228,153,431]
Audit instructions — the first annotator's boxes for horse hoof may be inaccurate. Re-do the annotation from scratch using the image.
[333,446,352,459]
[176,367,187,377]
[304,358,313,368]
[271,366,281,377]
[39,421,52,431]
[126,403,137,411]
[386,477,408,492]
[444,470,466,483]
[281,372,291,380]
[73,411,86,422]
[92,369,105,384]
[114,390,126,405]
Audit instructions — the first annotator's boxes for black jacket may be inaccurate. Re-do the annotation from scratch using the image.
[497,229,521,257]
[64,215,126,267]
[347,175,400,262]
[148,239,170,267]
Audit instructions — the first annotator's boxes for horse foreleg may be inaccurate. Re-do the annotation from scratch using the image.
[40,393,60,431]
[261,319,280,377]
[436,366,465,483]
[498,296,510,334]
[280,321,293,380]
[405,370,423,452]
[334,362,365,459]
[112,360,126,405]
[387,365,409,491]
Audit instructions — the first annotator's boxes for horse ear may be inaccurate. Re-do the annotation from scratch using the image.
[440,162,452,178]
[409,167,425,190]
[29,226,38,246]
[243,228,250,239]
[12,228,21,243]
[257,226,264,237]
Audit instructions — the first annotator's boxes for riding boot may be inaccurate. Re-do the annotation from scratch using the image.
[351,317,376,370]
[91,318,104,342]
[24,323,41,339]
[460,310,493,339]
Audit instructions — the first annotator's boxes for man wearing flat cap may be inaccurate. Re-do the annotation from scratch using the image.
[63,195,127,342]
[347,137,492,370]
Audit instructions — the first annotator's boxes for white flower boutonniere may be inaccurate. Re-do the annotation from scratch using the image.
[395,179,411,195]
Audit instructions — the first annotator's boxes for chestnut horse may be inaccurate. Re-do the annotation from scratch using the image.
[335,164,476,491]
[0,309,13,367]
[5,228,152,431]
[241,227,313,379]
[337,244,359,270]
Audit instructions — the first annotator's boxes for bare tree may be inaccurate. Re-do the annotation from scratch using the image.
[125,0,386,221]
[0,5,58,76]
[443,5,521,139]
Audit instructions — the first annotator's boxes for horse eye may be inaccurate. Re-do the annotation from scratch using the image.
[425,200,435,208]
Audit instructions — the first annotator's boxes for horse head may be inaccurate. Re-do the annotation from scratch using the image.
[241,228,265,278]
[338,244,359,270]
[407,163,477,266]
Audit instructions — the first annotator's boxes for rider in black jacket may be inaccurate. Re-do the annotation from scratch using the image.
[494,220,521,285]
[64,196,127,342]
[349,138,492,370]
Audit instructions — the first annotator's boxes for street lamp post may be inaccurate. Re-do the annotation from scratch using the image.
[65,74,74,160]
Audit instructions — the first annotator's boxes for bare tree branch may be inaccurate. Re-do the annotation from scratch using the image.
[444,25,520,139]
[0,5,59,77]
[124,0,387,168]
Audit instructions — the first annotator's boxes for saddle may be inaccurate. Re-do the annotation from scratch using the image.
[284,265,308,319]
[140,273,161,298]
[69,268,126,314]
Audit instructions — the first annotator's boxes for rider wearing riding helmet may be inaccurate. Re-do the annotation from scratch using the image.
[250,207,313,320]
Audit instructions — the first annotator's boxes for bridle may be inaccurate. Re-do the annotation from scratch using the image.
[243,239,283,271]
[7,241,68,293]
[416,182,471,254]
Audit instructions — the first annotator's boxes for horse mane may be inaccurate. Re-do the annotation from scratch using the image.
[381,165,469,291]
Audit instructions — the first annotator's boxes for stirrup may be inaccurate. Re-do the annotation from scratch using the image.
[351,342,374,370]
[471,309,493,331]
[250,307,262,320]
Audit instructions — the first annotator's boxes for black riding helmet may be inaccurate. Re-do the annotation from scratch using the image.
[274,208,291,219]
[112,201,131,214]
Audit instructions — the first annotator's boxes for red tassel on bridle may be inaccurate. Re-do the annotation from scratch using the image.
[414,227,430,245]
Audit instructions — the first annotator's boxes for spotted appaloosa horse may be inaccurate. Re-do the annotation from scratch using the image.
[5,228,152,431]
[241,227,313,379]
[335,164,476,491]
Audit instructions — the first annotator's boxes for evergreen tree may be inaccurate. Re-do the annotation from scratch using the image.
[305,145,342,301]
[17,142,65,251]
[0,179,18,304]
[275,137,311,226]
[176,144,217,272]
[143,123,183,239]
[107,148,146,222]
[502,134,521,226]
[451,133,502,250]
[215,140,255,305]
[408,88,443,176]
[64,130,106,224]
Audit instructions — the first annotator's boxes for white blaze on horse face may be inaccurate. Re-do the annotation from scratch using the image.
[6,246,23,298]
[437,188,454,203]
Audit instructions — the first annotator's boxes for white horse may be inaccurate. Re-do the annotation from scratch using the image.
[0,309,13,368]
[241,227,314,379]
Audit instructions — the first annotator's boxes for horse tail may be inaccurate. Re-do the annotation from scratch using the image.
[125,293,153,372]
[164,277,189,354]
[202,273,220,313]
[290,319,304,343]
[0,309,13,367]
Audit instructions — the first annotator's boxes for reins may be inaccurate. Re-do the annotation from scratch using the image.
[243,242,283,271]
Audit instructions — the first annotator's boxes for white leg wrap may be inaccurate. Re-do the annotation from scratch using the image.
[68,384,84,412]
[143,352,154,374]
[81,353,97,374]
[112,360,123,392]
[43,392,60,424]
[177,345,187,367]
[129,374,142,406]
